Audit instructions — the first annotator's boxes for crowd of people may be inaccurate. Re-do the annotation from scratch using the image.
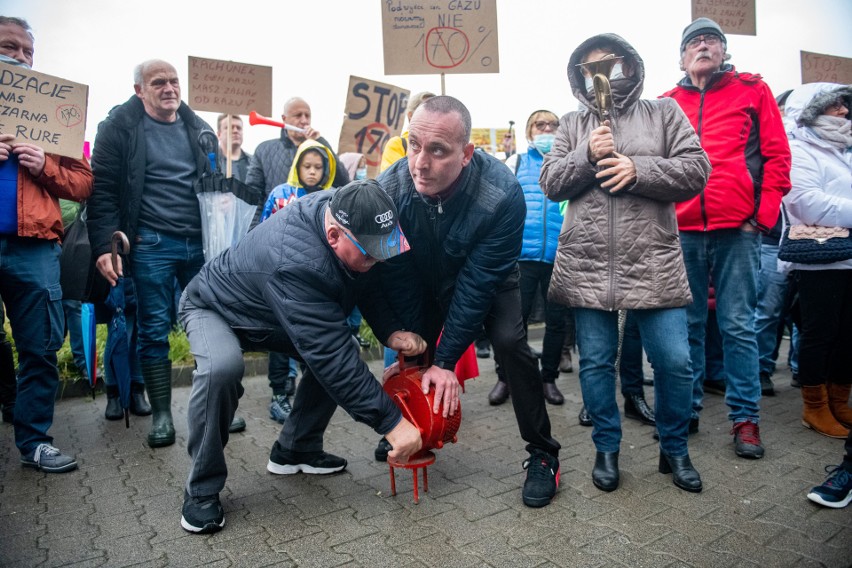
[1,13,850,536]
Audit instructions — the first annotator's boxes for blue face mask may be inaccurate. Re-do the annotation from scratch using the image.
[532,134,555,154]
[355,167,367,180]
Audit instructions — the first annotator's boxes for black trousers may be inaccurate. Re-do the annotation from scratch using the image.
[795,269,852,386]
[518,261,569,382]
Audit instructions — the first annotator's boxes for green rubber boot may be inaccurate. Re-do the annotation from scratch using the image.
[141,360,175,448]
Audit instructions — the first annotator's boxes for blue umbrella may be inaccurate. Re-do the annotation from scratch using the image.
[80,302,98,398]
[103,232,132,427]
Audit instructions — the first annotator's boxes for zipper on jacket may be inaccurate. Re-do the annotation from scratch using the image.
[697,91,708,231]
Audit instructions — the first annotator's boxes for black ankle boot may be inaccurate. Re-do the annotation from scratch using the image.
[488,381,509,405]
[542,382,564,405]
[141,360,175,448]
[578,405,592,427]
[592,451,619,492]
[105,385,123,421]
[659,452,702,493]
[130,382,152,416]
[283,375,296,397]
[624,393,655,426]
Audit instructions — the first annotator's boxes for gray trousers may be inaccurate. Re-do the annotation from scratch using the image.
[180,297,339,497]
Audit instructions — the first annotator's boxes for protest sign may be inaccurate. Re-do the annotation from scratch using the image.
[470,126,510,157]
[801,51,852,85]
[338,76,409,178]
[692,0,756,36]
[0,65,87,159]
[381,0,499,75]
[188,56,272,117]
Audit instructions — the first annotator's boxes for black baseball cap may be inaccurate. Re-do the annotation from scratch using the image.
[329,180,410,261]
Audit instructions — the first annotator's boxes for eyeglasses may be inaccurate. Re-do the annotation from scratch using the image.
[825,100,848,113]
[686,34,722,49]
[534,121,559,131]
[342,231,373,260]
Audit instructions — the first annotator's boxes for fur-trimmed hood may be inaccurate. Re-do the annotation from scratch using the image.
[785,82,851,127]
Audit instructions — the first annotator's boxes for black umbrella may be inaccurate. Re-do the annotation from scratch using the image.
[103,232,132,427]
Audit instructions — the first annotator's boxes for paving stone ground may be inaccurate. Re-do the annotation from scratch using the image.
[1,338,850,567]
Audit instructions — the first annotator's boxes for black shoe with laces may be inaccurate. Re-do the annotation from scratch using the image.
[522,450,559,507]
[181,491,225,534]
[267,441,347,475]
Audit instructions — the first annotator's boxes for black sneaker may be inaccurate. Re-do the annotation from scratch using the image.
[760,373,775,396]
[180,492,224,534]
[374,437,392,462]
[732,421,765,459]
[267,441,347,475]
[20,443,77,473]
[521,450,559,508]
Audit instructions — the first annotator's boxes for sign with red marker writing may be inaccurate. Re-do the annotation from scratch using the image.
[801,51,852,85]
[381,0,499,75]
[692,0,756,36]
[338,76,409,178]
[0,65,88,159]
[188,56,272,116]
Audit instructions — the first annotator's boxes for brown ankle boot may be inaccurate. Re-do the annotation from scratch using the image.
[827,383,852,428]
[802,385,850,439]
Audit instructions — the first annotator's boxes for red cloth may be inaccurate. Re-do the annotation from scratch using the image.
[453,343,479,392]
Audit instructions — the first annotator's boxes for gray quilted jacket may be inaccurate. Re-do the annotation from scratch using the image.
[540,34,711,310]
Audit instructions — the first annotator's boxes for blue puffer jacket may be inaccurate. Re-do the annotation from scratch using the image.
[517,148,563,263]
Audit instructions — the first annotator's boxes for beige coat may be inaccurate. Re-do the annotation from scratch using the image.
[540,33,711,311]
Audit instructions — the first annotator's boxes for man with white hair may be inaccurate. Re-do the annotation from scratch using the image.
[662,18,791,460]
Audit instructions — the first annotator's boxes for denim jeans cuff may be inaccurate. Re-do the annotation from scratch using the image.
[733,417,759,425]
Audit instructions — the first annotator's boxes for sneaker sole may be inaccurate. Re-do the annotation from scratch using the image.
[181,515,225,534]
[734,447,764,459]
[807,490,852,509]
[266,460,346,475]
[20,460,78,473]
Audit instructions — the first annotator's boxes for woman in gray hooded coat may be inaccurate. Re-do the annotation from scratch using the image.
[540,33,711,493]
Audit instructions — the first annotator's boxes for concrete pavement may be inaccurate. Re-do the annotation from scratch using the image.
[1,340,850,567]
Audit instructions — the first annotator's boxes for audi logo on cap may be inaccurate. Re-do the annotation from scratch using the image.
[375,210,394,224]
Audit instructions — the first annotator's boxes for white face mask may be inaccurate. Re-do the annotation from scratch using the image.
[584,62,626,95]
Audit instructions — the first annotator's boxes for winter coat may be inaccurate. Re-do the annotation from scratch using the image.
[88,96,213,258]
[781,83,852,272]
[662,65,791,232]
[6,155,91,242]
[517,148,562,264]
[259,140,337,222]
[362,150,526,368]
[184,189,402,435]
[540,33,710,311]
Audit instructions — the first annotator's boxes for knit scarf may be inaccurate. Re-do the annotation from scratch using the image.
[810,115,852,151]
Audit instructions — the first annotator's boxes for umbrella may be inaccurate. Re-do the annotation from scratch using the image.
[194,131,263,262]
[103,231,132,427]
[80,302,98,398]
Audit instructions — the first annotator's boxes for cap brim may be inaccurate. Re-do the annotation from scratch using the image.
[358,225,410,261]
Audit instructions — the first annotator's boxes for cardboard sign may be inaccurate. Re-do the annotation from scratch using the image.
[691,0,756,36]
[338,76,410,178]
[0,65,88,159]
[188,56,272,117]
[382,0,499,75]
[801,51,852,85]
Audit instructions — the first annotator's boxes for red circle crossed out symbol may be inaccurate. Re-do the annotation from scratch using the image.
[425,27,470,69]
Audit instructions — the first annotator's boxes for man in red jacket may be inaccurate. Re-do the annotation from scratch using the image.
[0,17,93,473]
[662,17,791,460]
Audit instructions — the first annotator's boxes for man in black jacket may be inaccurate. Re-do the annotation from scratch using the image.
[178,180,440,534]
[89,59,241,449]
[363,96,562,508]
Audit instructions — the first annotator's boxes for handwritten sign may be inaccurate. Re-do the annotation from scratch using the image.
[338,76,410,178]
[381,0,500,75]
[0,65,88,159]
[188,56,272,116]
[692,0,756,36]
[801,51,852,85]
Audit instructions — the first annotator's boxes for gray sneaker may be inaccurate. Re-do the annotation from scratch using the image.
[20,443,77,473]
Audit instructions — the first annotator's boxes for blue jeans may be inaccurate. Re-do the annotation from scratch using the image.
[131,227,205,362]
[575,307,694,456]
[619,312,647,396]
[705,310,725,381]
[0,236,65,454]
[754,242,791,376]
[680,229,761,423]
[62,300,87,373]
